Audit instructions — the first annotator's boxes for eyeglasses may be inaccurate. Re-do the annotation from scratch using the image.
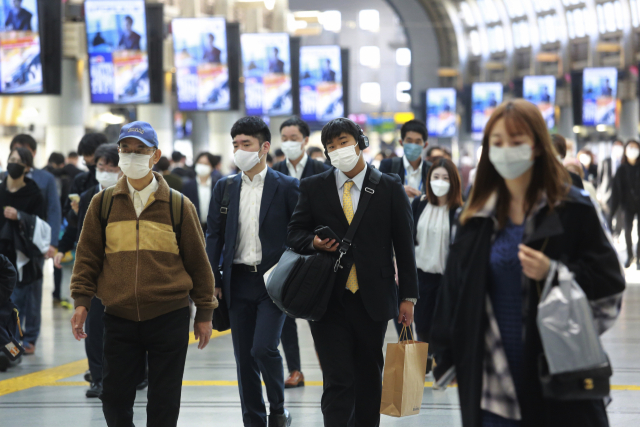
[118,146,156,155]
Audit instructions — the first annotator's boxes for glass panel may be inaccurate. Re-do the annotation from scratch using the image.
[505,0,525,18]
[614,1,624,30]
[520,21,530,47]
[358,9,380,32]
[513,22,522,48]
[630,0,639,27]
[396,82,411,103]
[477,0,500,23]
[470,30,481,55]
[320,10,341,33]
[597,4,606,33]
[359,46,380,68]
[360,82,381,105]
[566,10,576,38]
[495,25,505,51]
[396,48,411,66]
[546,14,557,42]
[603,2,617,32]
[460,2,476,27]
[574,8,586,37]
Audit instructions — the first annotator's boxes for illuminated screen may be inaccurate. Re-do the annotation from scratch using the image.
[582,67,617,126]
[173,17,229,111]
[85,0,150,104]
[241,33,291,116]
[471,82,503,134]
[299,45,343,124]
[0,0,42,93]
[426,88,456,137]
[523,75,556,129]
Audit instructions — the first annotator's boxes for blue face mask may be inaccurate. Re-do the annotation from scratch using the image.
[403,142,423,162]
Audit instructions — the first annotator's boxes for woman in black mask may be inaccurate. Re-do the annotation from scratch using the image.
[0,147,47,356]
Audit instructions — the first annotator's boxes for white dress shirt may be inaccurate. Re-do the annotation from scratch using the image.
[286,153,308,181]
[403,155,423,192]
[197,177,212,224]
[415,203,450,274]
[335,164,368,211]
[233,166,268,265]
[127,176,159,218]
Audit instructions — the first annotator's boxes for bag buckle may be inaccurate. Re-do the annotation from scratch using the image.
[334,250,346,272]
[220,207,228,214]
[365,187,374,194]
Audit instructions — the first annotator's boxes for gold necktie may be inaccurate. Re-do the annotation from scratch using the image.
[342,181,359,293]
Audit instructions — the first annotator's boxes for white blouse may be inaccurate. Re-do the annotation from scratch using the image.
[415,203,450,274]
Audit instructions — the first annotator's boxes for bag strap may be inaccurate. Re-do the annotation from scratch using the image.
[334,167,382,272]
[100,186,116,246]
[169,189,184,250]
[390,157,402,175]
[218,176,235,269]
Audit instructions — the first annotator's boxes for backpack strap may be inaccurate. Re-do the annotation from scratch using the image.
[169,189,184,249]
[100,186,116,246]
[218,176,235,269]
[390,157,403,176]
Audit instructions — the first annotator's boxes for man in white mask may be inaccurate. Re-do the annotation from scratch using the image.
[287,118,418,427]
[272,116,328,389]
[206,116,299,427]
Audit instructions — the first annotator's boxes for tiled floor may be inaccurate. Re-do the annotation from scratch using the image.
[1,257,640,426]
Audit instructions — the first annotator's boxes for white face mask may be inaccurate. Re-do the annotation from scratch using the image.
[234,147,264,172]
[96,170,120,189]
[119,153,153,180]
[281,141,304,161]
[488,144,534,180]
[430,179,450,197]
[328,144,361,173]
[612,145,624,159]
[626,147,640,161]
[579,153,592,167]
[195,163,212,177]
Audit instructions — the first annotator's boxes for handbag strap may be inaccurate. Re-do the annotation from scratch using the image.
[217,176,235,271]
[334,167,382,272]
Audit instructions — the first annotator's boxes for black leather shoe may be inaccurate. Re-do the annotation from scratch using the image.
[84,370,92,383]
[0,353,9,372]
[268,409,292,427]
[86,382,102,398]
[625,257,634,268]
[136,379,148,390]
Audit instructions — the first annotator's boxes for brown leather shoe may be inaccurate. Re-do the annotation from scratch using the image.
[284,371,305,388]
[23,343,35,355]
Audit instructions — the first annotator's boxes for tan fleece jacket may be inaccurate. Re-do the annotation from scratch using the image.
[70,172,217,323]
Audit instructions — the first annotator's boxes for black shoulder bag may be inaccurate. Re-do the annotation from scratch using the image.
[266,168,382,321]
[211,177,234,332]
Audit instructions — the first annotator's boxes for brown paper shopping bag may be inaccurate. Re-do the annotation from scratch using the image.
[380,326,429,417]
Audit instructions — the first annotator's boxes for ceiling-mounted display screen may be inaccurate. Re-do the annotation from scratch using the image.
[85,0,150,104]
[241,32,291,116]
[523,75,556,129]
[471,82,502,134]
[0,0,42,93]
[173,17,229,111]
[582,67,617,126]
[426,88,456,137]
[299,45,343,124]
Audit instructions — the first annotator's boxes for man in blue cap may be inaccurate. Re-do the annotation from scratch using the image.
[70,121,217,427]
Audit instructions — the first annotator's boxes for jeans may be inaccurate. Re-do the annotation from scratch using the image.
[11,276,43,345]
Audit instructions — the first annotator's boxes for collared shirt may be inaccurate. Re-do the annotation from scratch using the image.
[127,176,158,218]
[335,164,368,211]
[197,177,212,224]
[286,153,308,181]
[234,166,268,265]
[403,155,423,191]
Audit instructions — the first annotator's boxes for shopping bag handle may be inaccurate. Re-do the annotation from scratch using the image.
[398,325,416,343]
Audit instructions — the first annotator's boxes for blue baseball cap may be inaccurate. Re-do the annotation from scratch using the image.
[117,121,159,148]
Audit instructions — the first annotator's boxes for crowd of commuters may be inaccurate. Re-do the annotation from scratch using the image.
[0,101,630,427]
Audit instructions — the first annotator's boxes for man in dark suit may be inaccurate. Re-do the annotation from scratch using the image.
[321,59,336,82]
[203,33,222,63]
[118,16,141,50]
[287,118,418,427]
[273,116,329,388]
[551,134,584,190]
[5,0,32,31]
[268,47,285,73]
[206,117,298,427]
[379,119,432,200]
[598,139,625,236]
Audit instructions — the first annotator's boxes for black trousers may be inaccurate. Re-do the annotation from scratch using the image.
[280,316,301,373]
[85,296,105,383]
[53,267,62,300]
[414,270,443,346]
[101,307,190,427]
[624,209,640,259]
[310,290,388,427]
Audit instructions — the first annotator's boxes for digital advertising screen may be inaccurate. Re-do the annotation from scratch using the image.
[241,33,291,116]
[471,82,503,134]
[299,45,343,124]
[426,88,456,137]
[85,0,149,104]
[582,67,617,127]
[173,17,229,111]
[523,75,556,129]
[0,0,42,94]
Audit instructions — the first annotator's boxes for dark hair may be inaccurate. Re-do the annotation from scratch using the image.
[171,151,184,163]
[280,116,310,138]
[195,152,219,168]
[267,153,273,164]
[10,134,37,153]
[124,15,133,23]
[426,145,448,158]
[77,133,108,156]
[623,140,640,165]
[10,147,33,168]
[426,158,463,210]
[156,156,171,171]
[551,134,567,159]
[320,118,360,147]
[48,152,65,166]
[275,148,284,158]
[94,143,119,167]
[461,99,570,228]
[307,146,324,157]
[68,151,78,159]
[400,120,427,141]
[230,116,271,144]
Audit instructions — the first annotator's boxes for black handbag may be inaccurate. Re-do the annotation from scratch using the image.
[538,354,612,400]
[266,167,382,321]
[212,298,230,332]
[211,178,234,332]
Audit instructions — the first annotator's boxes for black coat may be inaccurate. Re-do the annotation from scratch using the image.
[0,254,16,305]
[182,172,222,222]
[431,187,625,427]
[287,166,419,321]
[379,157,432,194]
[610,162,640,216]
[273,157,330,179]
[63,169,98,227]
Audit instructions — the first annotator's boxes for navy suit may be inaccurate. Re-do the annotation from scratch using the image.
[182,172,222,228]
[206,167,299,426]
[272,157,330,180]
[379,157,432,194]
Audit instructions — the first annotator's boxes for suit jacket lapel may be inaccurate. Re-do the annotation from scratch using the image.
[259,168,279,228]
[302,159,314,179]
[226,174,242,253]
[322,169,350,229]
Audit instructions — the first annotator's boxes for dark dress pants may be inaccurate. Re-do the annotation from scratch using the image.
[310,290,388,427]
[85,296,105,383]
[624,209,640,260]
[414,270,443,345]
[228,267,286,427]
[53,267,62,300]
[101,307,190,427]
[280,316,301,372]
